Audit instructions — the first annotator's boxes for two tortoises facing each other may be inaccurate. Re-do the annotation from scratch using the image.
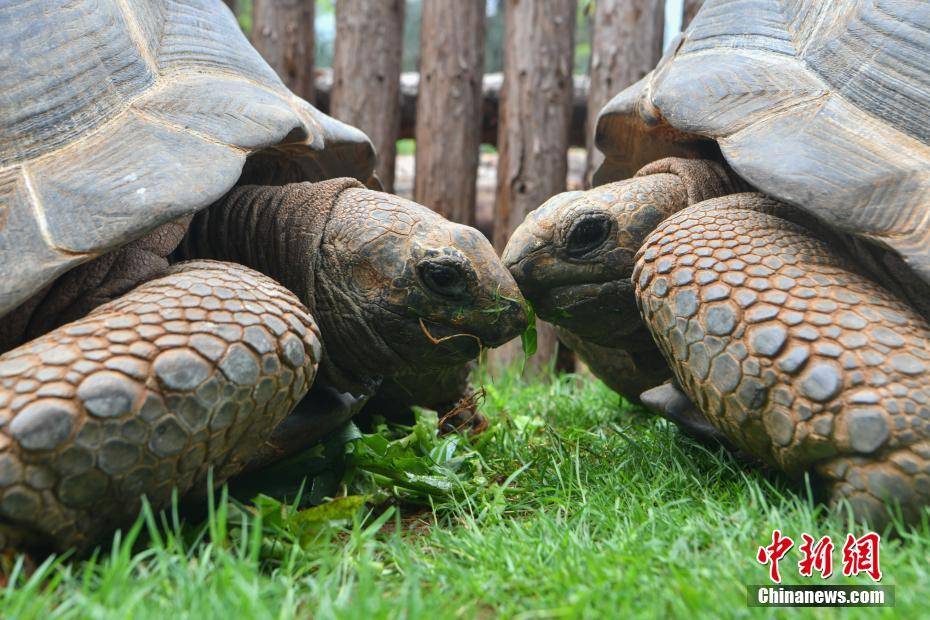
[0,0,526,553]
[504,0,930,527]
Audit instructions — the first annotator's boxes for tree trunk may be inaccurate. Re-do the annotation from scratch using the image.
[584,0,664,186]
[413,1,486,226]
[251,0,315,102]
[683,0,706,28]
[493,0,576,373]
[331,0,404,192]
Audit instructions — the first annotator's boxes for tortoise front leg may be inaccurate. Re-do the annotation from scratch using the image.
[634,194,930,527]
[0,261,320,552]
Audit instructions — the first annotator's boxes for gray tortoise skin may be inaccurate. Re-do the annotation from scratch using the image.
[504,0,930,527]
[0,1,526,553]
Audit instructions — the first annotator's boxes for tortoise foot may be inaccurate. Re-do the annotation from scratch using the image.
[640,381,733,448]
[0,261,320,552]
[634,194,930,525]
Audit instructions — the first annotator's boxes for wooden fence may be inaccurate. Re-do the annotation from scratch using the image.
[228,0,704,370]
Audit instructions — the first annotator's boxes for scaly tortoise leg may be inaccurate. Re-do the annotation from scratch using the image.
[0,260,320,552]
[634,194,930,527]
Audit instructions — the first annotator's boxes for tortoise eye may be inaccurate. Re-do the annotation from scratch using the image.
[418,260,469,299]
[566,214,611,257]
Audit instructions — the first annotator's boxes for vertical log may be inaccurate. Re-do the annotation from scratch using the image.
[251,0,315,101]
[584,0,664,186]
[682,0,706,28]
[413,1,486,226]
[331,0,405,192]
[494,0,576,372]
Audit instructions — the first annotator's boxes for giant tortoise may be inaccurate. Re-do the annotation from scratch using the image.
[504,0,930,525]
[0,0,526,552]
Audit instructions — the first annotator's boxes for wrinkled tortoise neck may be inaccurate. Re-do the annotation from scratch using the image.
[175,178,385,396]
[600,158,750,258]
[176,178,363,315]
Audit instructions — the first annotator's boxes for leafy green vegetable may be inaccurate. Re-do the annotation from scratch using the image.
[223,409,485,560]
[519,302,538,375]
[229,422,362,505]
[234,410,484,524]
[344,410,485,504]
[249,493,367,548]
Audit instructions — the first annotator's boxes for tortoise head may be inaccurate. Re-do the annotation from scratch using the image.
[502,175,687,347]
[316,188,526,386]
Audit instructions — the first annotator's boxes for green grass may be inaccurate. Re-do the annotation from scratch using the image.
[2,370,927,619]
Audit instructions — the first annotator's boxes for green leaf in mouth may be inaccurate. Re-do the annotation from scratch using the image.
[519,301,537,375]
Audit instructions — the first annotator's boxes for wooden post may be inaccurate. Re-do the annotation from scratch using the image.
[493,0,576,373]
[413,1,486,226]
[584,0,664,186]
[331,0,405,192]
[683,0,706,28]
[251,0,315,102]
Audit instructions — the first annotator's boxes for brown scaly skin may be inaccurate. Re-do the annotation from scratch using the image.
[634,195,930,526]
[505,157,930,526]
[0,179,525,552]
[0,261,320,552]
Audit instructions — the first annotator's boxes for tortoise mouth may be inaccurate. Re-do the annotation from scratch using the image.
[531,279,644,343]
[416,318,484,361]
[506,248,621,309]
[364,290,525,376]
[534,282,615,324]
[416,297,527,357]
